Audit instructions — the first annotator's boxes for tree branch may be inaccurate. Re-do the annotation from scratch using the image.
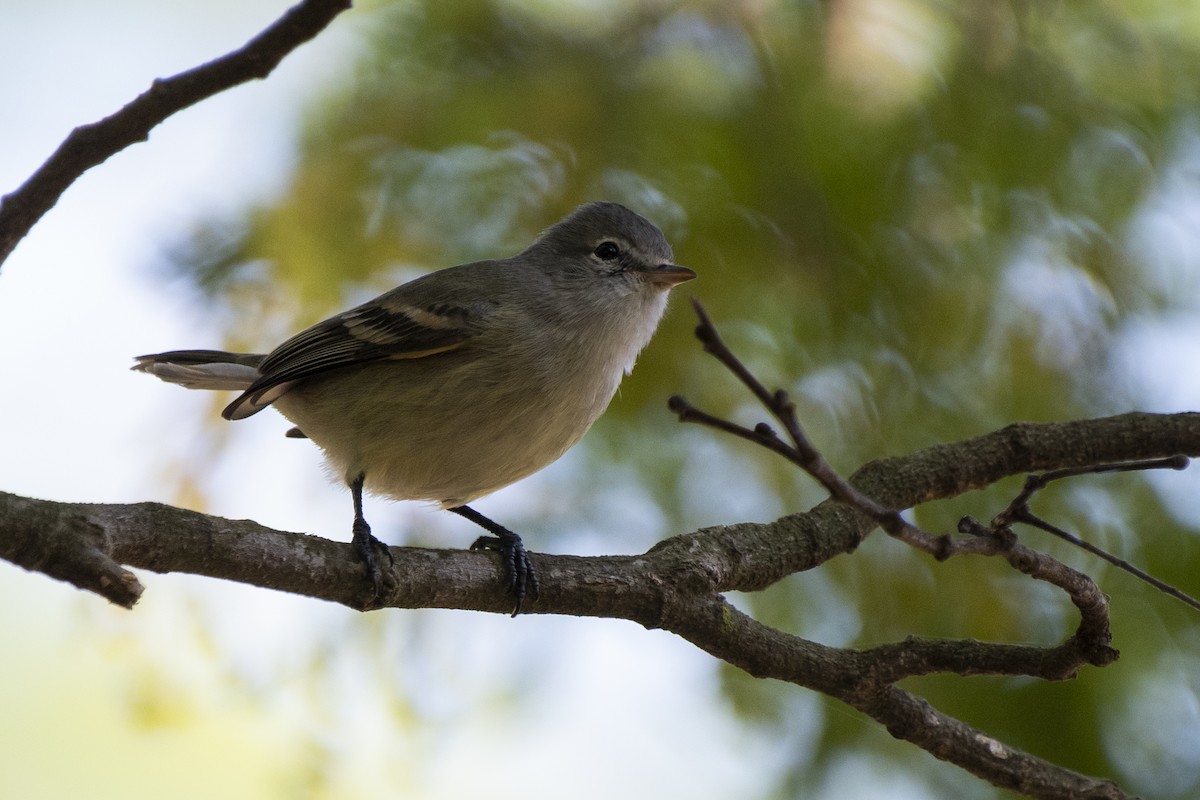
[656,302,1200,797]
[3,411,1190,799]
[667,598,1129,800]
[651,410,1200,596]
[0,0,352,268]
[970,456,1200,611]
[5,415,1196,621]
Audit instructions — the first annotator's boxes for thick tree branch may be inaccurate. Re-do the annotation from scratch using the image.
[3,411,1190,800]
[0,492,143,608]
[4,415,1196,621]
[0,0,352,268]
[667,598,1128,800]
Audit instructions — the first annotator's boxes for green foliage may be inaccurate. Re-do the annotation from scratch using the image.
[167,1,1200,796]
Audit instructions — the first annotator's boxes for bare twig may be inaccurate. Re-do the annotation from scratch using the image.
[671,300,1129,654]
[672,299,957,558]
[0,0,352,268]
[978,456,1200,612]
[672,301,1195,619]
[992,456,1189,529]
[1017,509,1200,611]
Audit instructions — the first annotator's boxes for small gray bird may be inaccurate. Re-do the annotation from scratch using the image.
[134,201,695,613]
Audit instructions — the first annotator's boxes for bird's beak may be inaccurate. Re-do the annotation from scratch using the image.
[641,263,697,288]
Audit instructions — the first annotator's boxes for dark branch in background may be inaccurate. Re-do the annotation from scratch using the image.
[0,0,352,268]
[667,300,1197,800]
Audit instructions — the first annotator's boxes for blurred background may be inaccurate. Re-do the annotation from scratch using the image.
[3,0,1200,798]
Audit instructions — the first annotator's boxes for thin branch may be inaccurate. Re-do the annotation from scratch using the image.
[1016,509,1200,611]
[0,0,352,268]
[684,299,862,499]
[672,303,1192,626]
[992,456,1189,529]
[674,300,1017,567]
[977,456,1200,612]
[673,304,1032,563]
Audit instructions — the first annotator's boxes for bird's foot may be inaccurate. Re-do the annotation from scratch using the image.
[471,532,540,617]
[351,517,394,610]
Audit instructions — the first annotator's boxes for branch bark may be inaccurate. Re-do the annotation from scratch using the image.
[3,411,1195,800]
[0,0,352,268]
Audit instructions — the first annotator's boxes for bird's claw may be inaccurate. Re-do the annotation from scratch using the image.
[352,517,394,610]
[471,534,539,616]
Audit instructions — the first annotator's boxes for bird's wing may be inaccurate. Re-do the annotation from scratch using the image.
[223,292,495,420]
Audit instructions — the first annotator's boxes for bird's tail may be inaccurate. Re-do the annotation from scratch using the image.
[132,350,264,391]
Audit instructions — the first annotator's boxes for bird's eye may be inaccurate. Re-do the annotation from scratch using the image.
[593,241,621,261]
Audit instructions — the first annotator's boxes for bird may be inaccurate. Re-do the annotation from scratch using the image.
[134,201,695,614]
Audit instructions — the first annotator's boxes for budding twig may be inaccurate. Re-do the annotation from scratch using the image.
[670,299,956,559]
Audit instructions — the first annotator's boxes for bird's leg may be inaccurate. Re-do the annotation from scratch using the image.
[349,473,393,610]
[449,505,539,616]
